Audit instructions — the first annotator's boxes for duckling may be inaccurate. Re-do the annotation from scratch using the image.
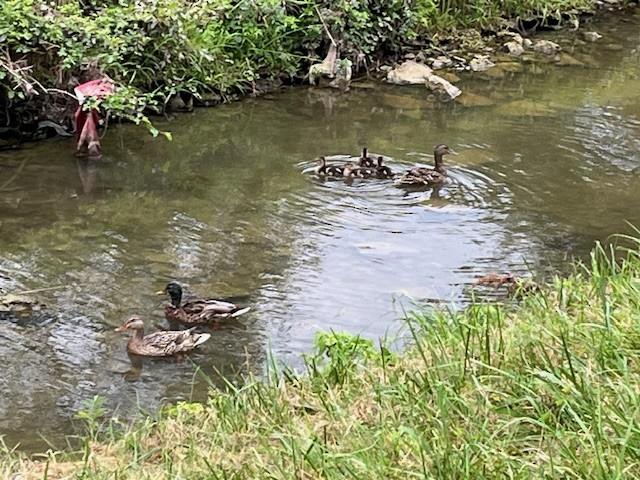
[472,273,516,289]
[357,147,375,168]
[115,315,210,357]
[343,162,374,178]
[375,156,394,179]
[399,144,455,186]
[314,156,344,177]
[156,281,250,326]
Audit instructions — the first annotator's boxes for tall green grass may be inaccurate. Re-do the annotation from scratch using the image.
[2,236,640,478]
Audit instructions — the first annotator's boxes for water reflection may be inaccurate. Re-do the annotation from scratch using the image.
[75,157,100,197]
[0,9,640,452]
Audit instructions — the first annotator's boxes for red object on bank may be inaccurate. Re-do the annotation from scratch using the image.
[74,79,114,157]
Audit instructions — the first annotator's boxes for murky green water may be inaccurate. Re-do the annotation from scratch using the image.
[1,10,640,452]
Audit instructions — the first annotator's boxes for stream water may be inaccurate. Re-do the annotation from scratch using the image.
[1,9,639,452]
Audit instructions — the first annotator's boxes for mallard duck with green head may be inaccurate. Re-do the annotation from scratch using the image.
[398,144,456,186]
[115,315,210,357]
[156,281,250,326]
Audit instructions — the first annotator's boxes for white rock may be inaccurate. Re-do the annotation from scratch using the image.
[505,41,525,56]
[583,31,602,42]
[431,55,453,69]
[533,40,561,55]
[426,74,462,100]
[386,61,434,85]
[469,56,495,72]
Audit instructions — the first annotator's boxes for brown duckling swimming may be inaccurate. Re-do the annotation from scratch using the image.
[343,162,375,178]
[115,315,210,357]
[472,273,516,288]
[357,147,376,168]
[472,273,540,298]
[156,281,250,326]
[315,156,344,177]
[375,156,394,179]
[398,144,456,186]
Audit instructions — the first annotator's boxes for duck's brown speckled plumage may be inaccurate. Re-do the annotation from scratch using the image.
[115,315,210,357]
[399,144,455,186]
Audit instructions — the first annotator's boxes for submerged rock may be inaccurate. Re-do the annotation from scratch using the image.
[436,71,461,83]
[494,61,525,73]
[556,53,585,67]
[456,92,494,107]
[494,99,556,117]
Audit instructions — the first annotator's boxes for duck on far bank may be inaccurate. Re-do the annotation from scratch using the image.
[398,144,456,186]
[156,281,250,326]
[115,315,210,357]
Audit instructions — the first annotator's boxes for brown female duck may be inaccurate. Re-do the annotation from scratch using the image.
[398,144,455,186]
[315,156,344,177]
[156,281,250,326]
[115,315,210,357]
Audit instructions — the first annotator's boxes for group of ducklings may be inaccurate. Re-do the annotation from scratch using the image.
[314,144,456,186]
[115,281,250,358]
[315,147,394,179]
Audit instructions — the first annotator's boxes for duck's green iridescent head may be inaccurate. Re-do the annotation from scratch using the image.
[156,281,183,307]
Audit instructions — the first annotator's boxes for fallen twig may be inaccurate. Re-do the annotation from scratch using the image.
[15,285,68,296]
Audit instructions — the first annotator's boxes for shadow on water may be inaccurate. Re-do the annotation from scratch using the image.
[1,9,640,451]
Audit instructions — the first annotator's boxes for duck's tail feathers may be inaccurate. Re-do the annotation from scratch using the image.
[232,306,251,318]
[194,333,211,347]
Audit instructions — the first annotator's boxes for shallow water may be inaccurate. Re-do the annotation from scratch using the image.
[1,10,640,452]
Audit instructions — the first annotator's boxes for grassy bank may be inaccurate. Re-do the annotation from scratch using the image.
[1,0,608,134]
[2,235,640,478]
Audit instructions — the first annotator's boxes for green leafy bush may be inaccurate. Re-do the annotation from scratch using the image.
[0,0,601,133]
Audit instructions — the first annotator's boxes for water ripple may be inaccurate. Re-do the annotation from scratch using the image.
[561,105,640,174]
